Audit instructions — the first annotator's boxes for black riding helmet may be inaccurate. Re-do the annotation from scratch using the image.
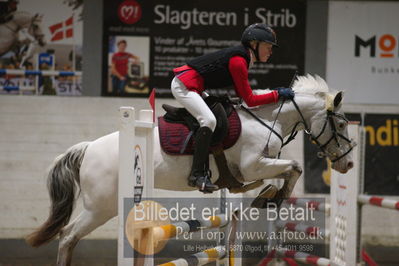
[241,23,278,61]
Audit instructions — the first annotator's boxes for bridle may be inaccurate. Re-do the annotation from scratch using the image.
[240,98,356,163]
[291,100,356,163]
[29,15,44,40]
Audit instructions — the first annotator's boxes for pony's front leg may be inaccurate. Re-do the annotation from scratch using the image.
[240,156,302,208]
[251,167,302,209]
[272,163,302,198]
[240,156,301,183]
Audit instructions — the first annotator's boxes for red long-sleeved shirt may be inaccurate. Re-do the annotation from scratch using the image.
[173,56,278,107]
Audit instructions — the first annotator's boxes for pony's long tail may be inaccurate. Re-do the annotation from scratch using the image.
[26,141,90,247]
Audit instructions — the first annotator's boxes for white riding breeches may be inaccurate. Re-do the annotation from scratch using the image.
[171,77,216,132]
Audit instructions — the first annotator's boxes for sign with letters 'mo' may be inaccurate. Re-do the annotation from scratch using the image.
[326,1,399,104]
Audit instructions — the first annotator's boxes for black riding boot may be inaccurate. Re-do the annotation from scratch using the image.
[188,127,219,193]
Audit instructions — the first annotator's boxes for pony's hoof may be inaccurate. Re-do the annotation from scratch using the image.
[251,197,283,209]
[292,163,303,175]
[251,184,280,208]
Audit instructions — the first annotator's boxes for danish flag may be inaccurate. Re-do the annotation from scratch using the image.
[49,16,74,42]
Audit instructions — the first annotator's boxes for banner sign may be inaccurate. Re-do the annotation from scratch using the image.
[363,114,399,195]
[102,0,306,97]
[326,1,399,104]
[304,113,399,196]
[0,0,83,95]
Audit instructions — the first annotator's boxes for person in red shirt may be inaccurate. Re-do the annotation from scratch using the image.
[111,39,140,94]
[171,23,295,193]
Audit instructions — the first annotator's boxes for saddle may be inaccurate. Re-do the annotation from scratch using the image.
[158,96,248,191]
[158,96,241,155]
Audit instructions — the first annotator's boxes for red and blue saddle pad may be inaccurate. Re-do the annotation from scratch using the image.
[158,110,241,155]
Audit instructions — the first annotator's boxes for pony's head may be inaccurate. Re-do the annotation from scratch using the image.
[293,75,355,173]
[30,14,46,46]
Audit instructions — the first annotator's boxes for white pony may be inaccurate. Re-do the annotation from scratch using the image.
[0,11,46,66]
[26,75,355,266]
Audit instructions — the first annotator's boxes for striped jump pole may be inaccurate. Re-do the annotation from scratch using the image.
[0,69,82,77]
[153,214,229,241]
[286,197,331,215]
[154,212,239,266]
[265,201,331,266]
[275,220,330,240]
[1,85,35,92]
[158,245,226,266]
[358,195,399,211]
[258,249,298,266]
[0,69,82,94]
[259,248,330,266]
[276,248,330,266]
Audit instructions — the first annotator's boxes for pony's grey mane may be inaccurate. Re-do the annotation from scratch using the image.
[252,74,331,96]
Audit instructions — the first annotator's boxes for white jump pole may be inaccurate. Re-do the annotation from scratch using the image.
[330,124,362,266]
[118,107,155,266]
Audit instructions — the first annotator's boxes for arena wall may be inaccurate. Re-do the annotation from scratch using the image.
[1,96,398,245]
[0,95,176,239]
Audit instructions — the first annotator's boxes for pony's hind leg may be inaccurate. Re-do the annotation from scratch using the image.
[57,209,114,266]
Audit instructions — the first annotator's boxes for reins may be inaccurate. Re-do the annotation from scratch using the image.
[240,104,284,145]
[239,98,356,162]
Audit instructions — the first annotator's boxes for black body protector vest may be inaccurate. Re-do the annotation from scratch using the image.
[187,45,251,89]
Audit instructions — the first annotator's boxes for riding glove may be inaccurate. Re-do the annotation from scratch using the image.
[276,87,295,100]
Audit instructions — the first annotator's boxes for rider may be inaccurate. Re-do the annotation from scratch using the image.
[0,0,17,24]
[171,23,295,193]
